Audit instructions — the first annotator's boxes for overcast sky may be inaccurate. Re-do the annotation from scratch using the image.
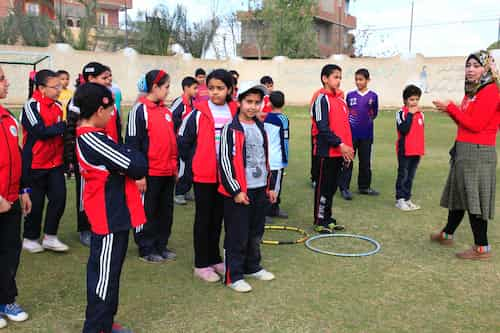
[128,0,500,57]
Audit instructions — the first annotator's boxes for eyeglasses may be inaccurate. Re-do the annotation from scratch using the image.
[45,85,62,90]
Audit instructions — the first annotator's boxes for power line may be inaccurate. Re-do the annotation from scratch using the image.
[358,16,500,32]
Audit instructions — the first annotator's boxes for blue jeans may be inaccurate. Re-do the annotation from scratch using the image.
[395,155,420,200]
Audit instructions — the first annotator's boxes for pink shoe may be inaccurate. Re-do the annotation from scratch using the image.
[211,262,225,275]
[194,267,220,283]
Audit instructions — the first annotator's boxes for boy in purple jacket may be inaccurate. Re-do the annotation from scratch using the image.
[339,68,380,200]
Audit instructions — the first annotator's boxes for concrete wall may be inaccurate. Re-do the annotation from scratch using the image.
[1,44,498,107]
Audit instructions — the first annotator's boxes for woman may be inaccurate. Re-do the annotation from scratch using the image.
[432,50,500,260]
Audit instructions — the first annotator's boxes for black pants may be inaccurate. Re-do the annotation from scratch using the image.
[268,169,284,216]
[224,187,267,284]
[395,155,420,200]
[0,201,21,305]
[443,210,488,246]
[311,136,319,183]
[175,158,192,196]
[314,157,343,226]
[134,176,175,257]
[83,230,129,333]
[193,182,224,268]
[338,138,373,191]
[75,168,91,233]
[23,166,67,240]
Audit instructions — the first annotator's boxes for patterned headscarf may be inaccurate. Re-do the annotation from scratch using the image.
[464,50,500,98]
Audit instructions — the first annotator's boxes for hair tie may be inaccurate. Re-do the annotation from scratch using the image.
[102,97,109,105]
[152,70,167,86]
[137,74,148,93]
[79,74,86,85]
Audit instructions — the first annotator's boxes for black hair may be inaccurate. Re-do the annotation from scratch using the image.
[403,84,422,102]
[182,76,198,89]
[260,75,273,85]
[145,70,170,93]
[320,64,342,84]
[269,91,285,108]
[195,68,206,77]
[82,62,109,82]
[29,69,58,98]
[229,70,239,78]
[56,70,70,77]
[74,83,115,120]
[230,70,239,87]
[355,68,370,80]
[206,69,234,103]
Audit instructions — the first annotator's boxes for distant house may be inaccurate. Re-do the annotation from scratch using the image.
[238,0,356,59]
[0,0,133,29]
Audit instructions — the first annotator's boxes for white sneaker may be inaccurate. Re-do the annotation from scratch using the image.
[42,235,69,252]
[406,200,421,210]
[0,317,6,329]
[22,238,44,253]
[228,279,253,293]
[245,269,275,281]
[395,199,412,211]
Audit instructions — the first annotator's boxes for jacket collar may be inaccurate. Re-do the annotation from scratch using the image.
[32,90,56,107]
[230,114,265,133]
[77,126,106,136]
[0,104,10,118]
[138,95,164,109]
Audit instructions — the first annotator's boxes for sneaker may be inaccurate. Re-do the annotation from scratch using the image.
[42,235,69,252]
[194,267,220,283]
[359,188,380,196]
[395,199,412,211]
[245,269,275,281]
[340,189,353,201]
[228,279,252,293]
[211,262,225,275]
[456,247,492,260]
[174,195,187,205]
[79,231,91,247]
[0,303,29,322]
[184,191,195,201]
[159,248,177,261]
[430,232,454,246]
[139,254,165,264]
[0,317,6,328]
[314,225,333,234]
[406,200,421,210]
[311,181,316,189]
[111,323,133,333]
[328,220,345,231]
[22,238,44,253]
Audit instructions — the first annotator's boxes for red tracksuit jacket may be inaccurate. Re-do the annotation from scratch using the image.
[396,106,425,156]
[310,88,352,158]
[177,100,238,183]
[104,105,122,144]
[76,127,147,235]
[126,96,178,176]
[21,90,66,171]
[0,106,23,203]
[218,116,271,197]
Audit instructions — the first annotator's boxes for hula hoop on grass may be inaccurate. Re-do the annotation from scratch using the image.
[305,233,381,257]
[262,225,309,245]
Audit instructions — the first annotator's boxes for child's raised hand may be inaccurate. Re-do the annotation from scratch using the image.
[432,100,451,112]
[268,190,278,204]
[234,192,250,205]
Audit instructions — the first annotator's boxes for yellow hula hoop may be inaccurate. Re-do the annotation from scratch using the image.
[262,225,309,245]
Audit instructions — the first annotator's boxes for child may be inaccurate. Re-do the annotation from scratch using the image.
[259,75,274,118]
[178,69,237,282]
[0,65,31,328]
[194,68,209,104]
[219,82,277,293]
[264,91,289,219]
[21,70,69,253]
[127,70,178,263]
[65,62,118,247]
[75,83,147,333]
[311,64,354,233]
[395,84,424,211]
[171,76,198,205]
[339,68,380,200]
[57,70,72,120]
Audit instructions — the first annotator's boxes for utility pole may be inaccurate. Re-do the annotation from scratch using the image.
[409,0,414,53]
[497,17,500,43]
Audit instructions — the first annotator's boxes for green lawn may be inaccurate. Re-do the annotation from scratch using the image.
[5,107,500,333]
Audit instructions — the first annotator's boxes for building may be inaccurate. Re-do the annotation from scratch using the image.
[238,0,356,59]
[0,0,132,29]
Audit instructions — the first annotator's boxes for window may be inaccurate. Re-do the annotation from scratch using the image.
[25,3,40,16]
[67,19,74,27]
[98,12,108,27]
[76,20,81,28]
[345,0,351,14]
[320,0,334,14]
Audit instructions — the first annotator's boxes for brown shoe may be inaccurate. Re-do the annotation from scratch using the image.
[430,232,454,246]
[456,247,492,260]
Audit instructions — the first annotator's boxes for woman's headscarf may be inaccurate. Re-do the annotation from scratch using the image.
[464,50,500,98]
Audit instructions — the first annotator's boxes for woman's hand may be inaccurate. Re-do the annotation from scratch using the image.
[432,100,453,112]
[20,193,32,216]
[136,177,147,193]
[234,192,250,205]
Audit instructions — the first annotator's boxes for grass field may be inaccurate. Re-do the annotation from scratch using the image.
[5,107,500,333]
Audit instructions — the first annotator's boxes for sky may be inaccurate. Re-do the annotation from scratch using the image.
[127,0,500,58]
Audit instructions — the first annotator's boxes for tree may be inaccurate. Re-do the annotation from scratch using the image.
[487,40,500,50]
[134,5,175,56]
[74,0,97,50]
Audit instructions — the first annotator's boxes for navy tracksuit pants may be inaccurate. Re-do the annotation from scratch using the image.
[75,168,91,233]
[314,157,343,226]
[23,166,66,239]
[83,230,129,333]
[0,201,22,305]
[175,158,192,196]
[223,187,267,284]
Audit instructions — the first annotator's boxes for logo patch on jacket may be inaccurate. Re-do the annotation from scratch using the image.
[9,125,17,137]
[165,114,172,122]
